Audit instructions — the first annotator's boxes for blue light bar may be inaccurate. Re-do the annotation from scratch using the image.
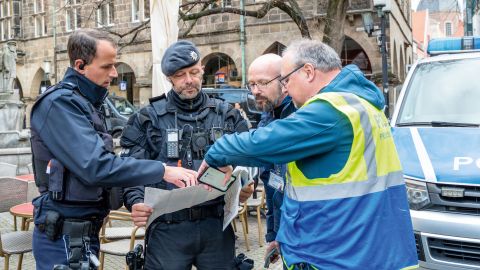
[427,36,480,55]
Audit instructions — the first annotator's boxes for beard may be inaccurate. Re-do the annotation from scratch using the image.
[255,98,276,112]
[174,82,201,100]
[255,90,283,112]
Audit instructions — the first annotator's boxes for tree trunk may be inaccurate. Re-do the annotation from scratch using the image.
[322,0,348,54]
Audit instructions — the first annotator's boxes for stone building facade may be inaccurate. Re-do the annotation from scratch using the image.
[1,0,412,126]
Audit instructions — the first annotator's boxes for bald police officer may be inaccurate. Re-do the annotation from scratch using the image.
[121,40,253,269]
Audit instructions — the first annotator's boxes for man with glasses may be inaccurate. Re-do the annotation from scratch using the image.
[201,39,417,269]
[120,40,253,269]
[247,53,295,264]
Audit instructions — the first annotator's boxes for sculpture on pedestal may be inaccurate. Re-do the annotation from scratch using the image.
[0,41,17,94]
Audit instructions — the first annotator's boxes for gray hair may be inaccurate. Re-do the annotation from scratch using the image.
[67,28,117,67]
[283,39,341,72]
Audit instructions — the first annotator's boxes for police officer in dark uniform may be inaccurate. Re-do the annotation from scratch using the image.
[121,40,253,269]
[30,29,197,270]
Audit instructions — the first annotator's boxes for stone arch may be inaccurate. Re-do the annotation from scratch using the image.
[32,68,51,95]
[201,52,239,88]
[263,41,286,55]
[340,36,372,74]
[111,62,136,104]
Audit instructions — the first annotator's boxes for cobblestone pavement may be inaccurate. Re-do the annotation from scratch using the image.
[0,210,283,270]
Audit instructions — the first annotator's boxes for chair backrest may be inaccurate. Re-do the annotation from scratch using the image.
[0,177,28,212]
[100,209,133,236]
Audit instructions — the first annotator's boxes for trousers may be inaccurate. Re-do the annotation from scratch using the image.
[144,217,235,270]
[32,226,100,270]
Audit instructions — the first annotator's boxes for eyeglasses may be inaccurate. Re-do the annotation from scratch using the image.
[246,74,281,91]
[278,65,304,87]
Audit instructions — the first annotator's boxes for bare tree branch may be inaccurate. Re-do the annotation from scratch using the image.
[179,0,311,38]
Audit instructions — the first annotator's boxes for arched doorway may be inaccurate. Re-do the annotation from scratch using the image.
[111,62,136,104]
[32,68,51,95]
[202,53,239,88]
[341,36,372,75]
[263,41,286,55]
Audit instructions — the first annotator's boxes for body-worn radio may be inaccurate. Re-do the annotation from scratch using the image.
[166,129,179,158]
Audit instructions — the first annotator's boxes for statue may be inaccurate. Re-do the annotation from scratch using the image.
[1,41,17,94]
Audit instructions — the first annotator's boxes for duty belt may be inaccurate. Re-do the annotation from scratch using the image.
[157,204,223,223]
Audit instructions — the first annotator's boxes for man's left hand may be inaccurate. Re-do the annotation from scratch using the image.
[239,182,254,203]
[198,160,234,189]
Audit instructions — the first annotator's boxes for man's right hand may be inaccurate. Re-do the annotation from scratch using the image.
[265,241,280,264]
[163,165,198,188]
[131,203,153,227]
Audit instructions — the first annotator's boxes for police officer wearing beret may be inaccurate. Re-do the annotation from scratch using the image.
[30,29,197,270]
[121,40,253,269]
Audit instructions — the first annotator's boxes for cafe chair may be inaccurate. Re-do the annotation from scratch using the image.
[233,202,250,251]
[246,187,266,247]
[98,209,145,270]
[0,230,33,270]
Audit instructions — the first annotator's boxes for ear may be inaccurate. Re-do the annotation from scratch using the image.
[74,59,86,74]
[303,63,316,83]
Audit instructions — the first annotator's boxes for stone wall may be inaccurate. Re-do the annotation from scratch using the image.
[3,0,412,115]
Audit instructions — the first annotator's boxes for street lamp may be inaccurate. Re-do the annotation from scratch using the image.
[373,0,390,116]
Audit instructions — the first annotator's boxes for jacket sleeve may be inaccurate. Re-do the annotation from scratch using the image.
[31,94,165,188]
[205,100,347,168]
[120,110,156,211]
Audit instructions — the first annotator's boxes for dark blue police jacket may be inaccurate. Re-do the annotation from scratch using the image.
[30,67,167,221]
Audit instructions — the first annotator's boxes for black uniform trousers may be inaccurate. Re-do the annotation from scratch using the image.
[144,216,235,270]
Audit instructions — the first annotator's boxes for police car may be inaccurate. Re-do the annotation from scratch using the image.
[390,36,480,269]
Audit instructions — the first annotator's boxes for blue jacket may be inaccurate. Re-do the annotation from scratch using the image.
[30,68,167,219]
[206,65,417,268]
[257,96,296,242]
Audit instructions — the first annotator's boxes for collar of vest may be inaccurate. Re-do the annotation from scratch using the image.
[151,91,221,116]
[62,67,108,107]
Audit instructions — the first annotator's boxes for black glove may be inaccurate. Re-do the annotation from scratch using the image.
[233,253,254,270]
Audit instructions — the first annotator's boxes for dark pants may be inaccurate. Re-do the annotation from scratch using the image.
[144,217,235,270]
[32,226,100,270]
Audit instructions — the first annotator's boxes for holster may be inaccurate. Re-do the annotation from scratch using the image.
[126,244,144,270]
[45,210,64,241]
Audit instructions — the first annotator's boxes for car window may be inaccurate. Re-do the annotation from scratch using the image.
[397,58,480,125]
[110,98,135,116]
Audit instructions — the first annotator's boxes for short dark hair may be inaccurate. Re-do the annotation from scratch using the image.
[67,28,117,67]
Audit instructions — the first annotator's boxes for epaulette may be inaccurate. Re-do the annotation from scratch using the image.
[149,93,166,104]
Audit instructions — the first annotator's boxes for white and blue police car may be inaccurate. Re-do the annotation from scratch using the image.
[391,36,480,270]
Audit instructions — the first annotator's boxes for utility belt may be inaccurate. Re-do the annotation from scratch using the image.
[38,211,103,269]
[156,203,223,223]
[37,210,103,241]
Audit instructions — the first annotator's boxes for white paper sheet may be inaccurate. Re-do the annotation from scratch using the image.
[144,167,252,230]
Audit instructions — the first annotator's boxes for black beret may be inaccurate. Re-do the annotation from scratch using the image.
[161,40,200,76]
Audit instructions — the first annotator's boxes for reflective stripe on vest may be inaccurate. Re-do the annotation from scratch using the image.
[286,92,403,201]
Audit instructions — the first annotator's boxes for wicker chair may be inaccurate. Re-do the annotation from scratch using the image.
[98,210,145,270]
[232,202,250,251]
[246,187,266,247]
[99,209,145,244]
[0,230,33,270]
